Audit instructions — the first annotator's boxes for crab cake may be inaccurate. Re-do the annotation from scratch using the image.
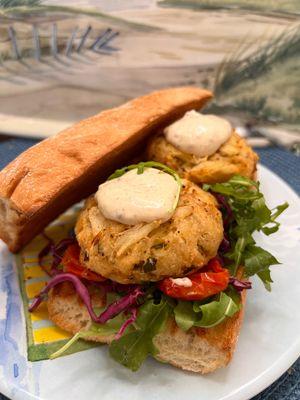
[147,122,258,184]
[75,179,223,284]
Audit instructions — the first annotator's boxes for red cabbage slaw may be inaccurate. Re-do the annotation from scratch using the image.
[115,308,138,340]
[29,272,144,324]
[229,277,252,292]
[31,229,251,342]
[39,234,76,276]
[214,193,234,229]
[33,233,145,339]
[214,196,252,291]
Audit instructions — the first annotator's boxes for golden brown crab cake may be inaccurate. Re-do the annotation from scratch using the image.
[146,131,258,184]
[75,180,223,284]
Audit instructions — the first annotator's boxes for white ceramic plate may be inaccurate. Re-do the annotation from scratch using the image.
[0,164,300,400]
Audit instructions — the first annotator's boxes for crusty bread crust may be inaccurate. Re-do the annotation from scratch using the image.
[0,87,212,252]
[47,282,245,374]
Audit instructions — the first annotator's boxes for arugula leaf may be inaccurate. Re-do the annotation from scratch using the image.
[173,288,241,331]
[205,175,288,288]
[193,290,241,328]
[174,301,198,331]
[49,313,125,360]
[50,331,91,359]
[257,268,273,292]
[204,175,260,201]
[244,245,280,276]
[108,161,182,189]
[261,202,289,235]
[50,293,125,360]
[109,297,171,371]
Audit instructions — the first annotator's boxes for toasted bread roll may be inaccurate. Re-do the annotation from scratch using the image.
[0,87,212,252]
[47,282,245,374]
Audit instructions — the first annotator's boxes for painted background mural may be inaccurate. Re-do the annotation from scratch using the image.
[0,0,299,140]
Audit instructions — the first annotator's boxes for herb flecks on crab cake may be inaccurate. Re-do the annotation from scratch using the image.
[75,163,223,284]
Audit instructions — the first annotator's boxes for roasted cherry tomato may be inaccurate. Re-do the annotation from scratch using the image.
[61,244,106,282]
[158,257,229,301]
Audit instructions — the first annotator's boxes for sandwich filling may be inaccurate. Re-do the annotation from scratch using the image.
[29,162,288,372]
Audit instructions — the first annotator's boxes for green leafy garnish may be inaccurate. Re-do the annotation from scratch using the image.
[193,290,240,328]
[174,288,241,331]
[50,313,125,360]
[204,175,288,288]
[109,297,171,371]
[49,173,288,372]
[257,268,273,292]
[108,161,181,185]
[174,301,197,331]
[243,245,280,276]
[50,331,91,360]
[50,293,126,360]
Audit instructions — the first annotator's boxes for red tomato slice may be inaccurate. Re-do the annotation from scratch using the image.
[61,244,106,282]
[158,257,229,301]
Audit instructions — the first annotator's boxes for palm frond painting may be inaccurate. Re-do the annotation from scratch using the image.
[211,25,300,128]
[159,0,300,16]
[0,0,299,136]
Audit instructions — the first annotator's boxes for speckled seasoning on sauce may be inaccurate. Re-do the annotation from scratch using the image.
[164,110,232,157]
[95,168,179,225]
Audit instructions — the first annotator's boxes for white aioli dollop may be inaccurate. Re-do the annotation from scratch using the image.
[171,277,193,287]
[164,110,232,157]
[95,168,179,225]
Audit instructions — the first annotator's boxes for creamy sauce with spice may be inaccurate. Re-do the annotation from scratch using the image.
[96,168,179,225]
[164,110,232,157]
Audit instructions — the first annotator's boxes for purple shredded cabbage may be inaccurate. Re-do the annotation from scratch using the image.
[50,238,76,275]
[29,273,144,324]
[219,235,230,253]
[229,277,252,292]
[38,233,54,276]
[38,234,75,276]
[98,280,139,295]
[115,308,138,340]
[214,194,234,229]
[99,288,143,323]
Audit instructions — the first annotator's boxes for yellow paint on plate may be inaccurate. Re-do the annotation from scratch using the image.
[33,326,71,344]
[30,303,49,322]
[26,281,47,299]
[23,256,52,264]
[24,265,48,280]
